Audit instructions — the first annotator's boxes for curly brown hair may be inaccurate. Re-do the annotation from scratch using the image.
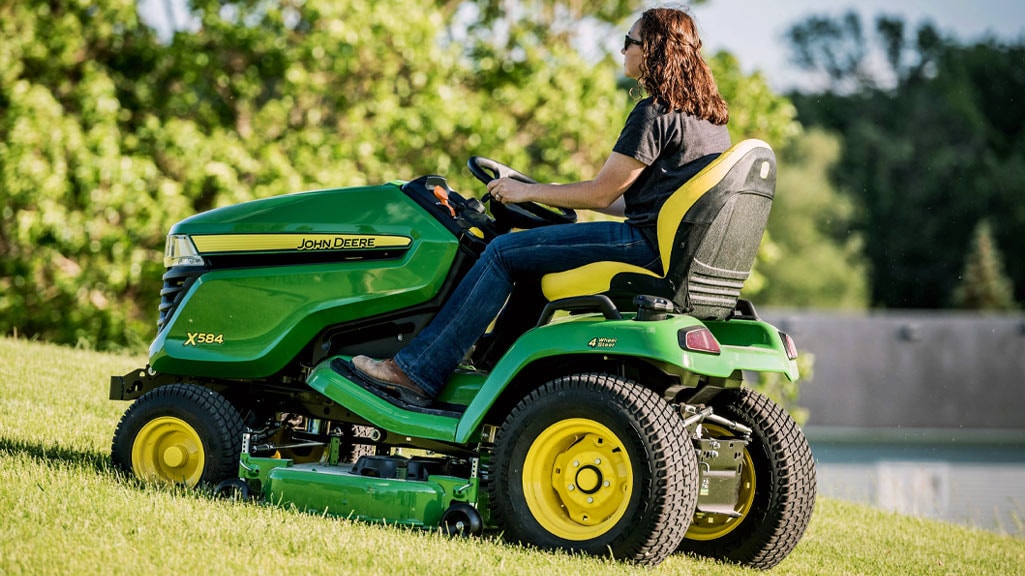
[638,7,729,125]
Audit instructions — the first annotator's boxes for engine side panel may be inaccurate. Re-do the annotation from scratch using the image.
[150,183,460,378]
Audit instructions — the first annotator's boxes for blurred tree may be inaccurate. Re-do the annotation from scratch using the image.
[758,129,869,308]
[1,0,797,349]
[0,0,165,348]
[951,220,1017,310]
[786,12,1025,309]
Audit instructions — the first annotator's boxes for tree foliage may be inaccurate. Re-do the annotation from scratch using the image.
[758,129,869,309]
[1,0,796,349]
[786,11,1025,309]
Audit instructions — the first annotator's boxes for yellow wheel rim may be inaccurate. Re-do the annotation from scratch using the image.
[685,424,756,541]
[131,416,205,486]
[522,418,633,541]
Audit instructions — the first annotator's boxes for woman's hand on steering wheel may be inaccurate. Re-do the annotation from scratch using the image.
[466,156,576,229]
[486,178,532,205]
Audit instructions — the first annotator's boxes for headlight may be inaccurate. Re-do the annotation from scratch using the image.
[164,234,206,268]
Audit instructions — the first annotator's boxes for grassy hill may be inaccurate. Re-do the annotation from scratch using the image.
[0,337,1021,575]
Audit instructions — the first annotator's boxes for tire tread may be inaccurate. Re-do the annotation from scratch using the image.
[489,373,698,565]
[111,383,244,486]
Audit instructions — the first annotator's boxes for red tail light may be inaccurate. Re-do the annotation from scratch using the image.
[780,331,798,360]
[679,327,721,355]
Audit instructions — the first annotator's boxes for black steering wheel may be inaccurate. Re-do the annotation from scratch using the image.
[467,157,577,229]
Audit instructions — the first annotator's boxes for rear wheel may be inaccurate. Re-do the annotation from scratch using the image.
[678,388,816,569]
[111,383,244,487]
[489,373,698,565]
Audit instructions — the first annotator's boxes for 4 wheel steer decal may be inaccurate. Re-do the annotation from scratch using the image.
[184,332,225,346]
[587,337,617,349]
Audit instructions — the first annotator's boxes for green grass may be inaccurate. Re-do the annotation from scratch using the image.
[1,336,1022,576]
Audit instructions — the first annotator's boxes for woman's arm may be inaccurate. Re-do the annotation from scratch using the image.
[595,196,627,217]
[485,151,645,211]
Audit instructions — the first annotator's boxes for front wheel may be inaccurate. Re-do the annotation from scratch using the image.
[111,383,244,487]
[678,388,816,569]
[489,373,699,565]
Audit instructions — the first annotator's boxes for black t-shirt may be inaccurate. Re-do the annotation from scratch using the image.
[612,97,731,246]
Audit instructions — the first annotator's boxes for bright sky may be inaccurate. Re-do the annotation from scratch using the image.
[688,0,1025,90]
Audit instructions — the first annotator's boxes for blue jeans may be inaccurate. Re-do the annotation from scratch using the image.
[394,221,660,396]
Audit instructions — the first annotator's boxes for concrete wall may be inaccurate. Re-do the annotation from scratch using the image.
[759,310,1025,430]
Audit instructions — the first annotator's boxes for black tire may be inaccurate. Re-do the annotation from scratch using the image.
[678,388,816,569]
[214,478,254,500]
[111,383,244,487]
[489,373,699,565]
[441,502,484,537]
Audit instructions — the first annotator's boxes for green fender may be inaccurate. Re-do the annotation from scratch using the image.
[453,312,798,443]
[307,311,797,445]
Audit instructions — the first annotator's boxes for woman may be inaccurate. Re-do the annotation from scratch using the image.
[353,7,731,407]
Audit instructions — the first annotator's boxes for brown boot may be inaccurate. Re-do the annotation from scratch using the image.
[351,356,432,407]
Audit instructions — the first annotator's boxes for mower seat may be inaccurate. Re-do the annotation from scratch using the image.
[540,139,776,320]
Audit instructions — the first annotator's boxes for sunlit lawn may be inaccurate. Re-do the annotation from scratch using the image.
[1,337,1021,575]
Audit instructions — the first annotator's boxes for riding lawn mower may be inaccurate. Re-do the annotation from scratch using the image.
[109,139,815,568]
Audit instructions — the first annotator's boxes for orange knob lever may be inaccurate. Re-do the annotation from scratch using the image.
[433,185,456,217]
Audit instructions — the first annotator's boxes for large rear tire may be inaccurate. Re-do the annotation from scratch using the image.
[678,388,816,569]
[111,383,244,487]
[489,373,698,565]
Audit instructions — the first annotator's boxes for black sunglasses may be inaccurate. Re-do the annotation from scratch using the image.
[623,34,642,51]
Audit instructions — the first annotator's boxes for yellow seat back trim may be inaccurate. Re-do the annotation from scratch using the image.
[655,139,770,275]
[539,139,770,302]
